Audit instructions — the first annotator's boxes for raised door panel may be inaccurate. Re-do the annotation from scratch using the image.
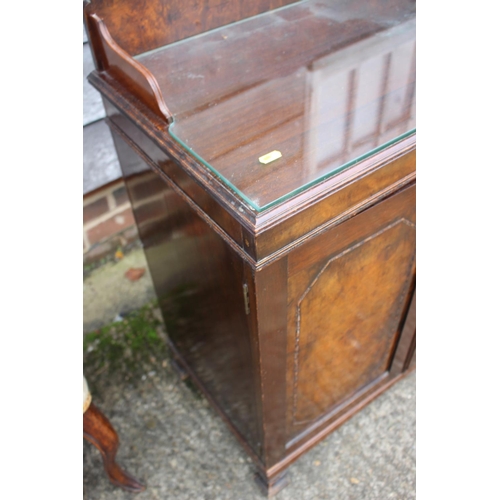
[286,185,415,443]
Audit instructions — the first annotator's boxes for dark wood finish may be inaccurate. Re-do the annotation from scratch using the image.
[407,340,416,371]
[112,131,264,458]
[83,403,145,493]
[103,90,415,264]
[391,289,416,374]
[254,146,416,260]
[85,1,416,495]
[90,67,415,256]
[84,9,172,122]
[254,470,290,498]
[137,2,414,209]
[84,0,303,123]
[104,105,246,248]
[251,259,289,468]
[84,0,300,57]
[267,369,410,480]
[86,0,415,212]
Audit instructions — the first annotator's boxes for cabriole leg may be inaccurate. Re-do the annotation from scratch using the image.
[83,402,145,493]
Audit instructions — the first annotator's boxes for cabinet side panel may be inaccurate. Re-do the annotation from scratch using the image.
[112,131,262,458]
[103,98,245,247]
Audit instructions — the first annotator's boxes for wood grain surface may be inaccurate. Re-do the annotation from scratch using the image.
[86,1,417,495]
[285,184,415,445]
[85,0,300,56]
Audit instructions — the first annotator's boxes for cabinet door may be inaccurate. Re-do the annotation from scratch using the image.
[285,185,415,443]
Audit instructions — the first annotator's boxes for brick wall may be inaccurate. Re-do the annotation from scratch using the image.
[83,179,138,264]
[84,22,138,265]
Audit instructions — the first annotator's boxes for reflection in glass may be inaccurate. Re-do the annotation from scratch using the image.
[137,0,416,210]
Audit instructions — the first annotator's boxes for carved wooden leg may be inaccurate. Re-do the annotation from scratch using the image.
[83,402,146,493]
[254,469,290,497]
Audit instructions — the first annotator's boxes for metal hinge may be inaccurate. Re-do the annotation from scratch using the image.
[243,283,250,315]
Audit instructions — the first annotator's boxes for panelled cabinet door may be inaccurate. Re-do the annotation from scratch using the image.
[286,185,415,443]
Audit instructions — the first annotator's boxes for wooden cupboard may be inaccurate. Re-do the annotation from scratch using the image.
[84,0,416,494]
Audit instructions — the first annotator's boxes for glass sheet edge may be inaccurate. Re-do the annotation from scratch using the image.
[169,122,416,213]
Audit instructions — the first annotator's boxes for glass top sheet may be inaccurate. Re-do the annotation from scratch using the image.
[137,0,416,211]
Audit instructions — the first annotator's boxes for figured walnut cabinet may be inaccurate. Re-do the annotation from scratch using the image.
[285,185,415,446]
[85,0,416,495]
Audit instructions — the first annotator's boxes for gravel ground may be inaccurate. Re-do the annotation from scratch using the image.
[84,366,415,500]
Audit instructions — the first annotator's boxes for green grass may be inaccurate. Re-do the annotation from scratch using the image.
[83,301,170,384]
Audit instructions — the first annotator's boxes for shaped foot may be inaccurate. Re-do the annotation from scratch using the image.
[84,402,146,493]
[254,470,290,497]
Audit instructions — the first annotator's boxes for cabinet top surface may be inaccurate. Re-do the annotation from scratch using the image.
[136,0,416,211]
